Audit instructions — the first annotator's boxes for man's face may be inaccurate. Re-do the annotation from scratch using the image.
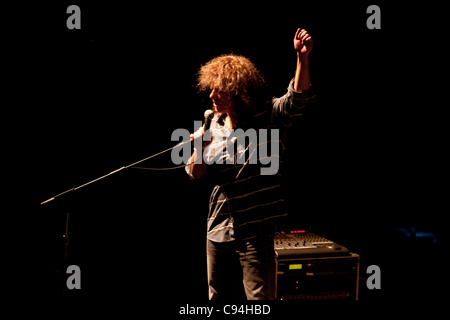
[209,88,235,113]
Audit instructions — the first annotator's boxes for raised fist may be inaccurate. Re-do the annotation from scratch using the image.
[294,28,313,56]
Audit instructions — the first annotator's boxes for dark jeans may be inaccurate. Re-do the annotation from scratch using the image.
[206,233,276,300]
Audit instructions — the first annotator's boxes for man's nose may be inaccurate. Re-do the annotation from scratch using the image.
[209,89,218,100]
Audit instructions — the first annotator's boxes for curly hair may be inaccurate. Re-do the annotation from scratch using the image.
[197,54,266,117]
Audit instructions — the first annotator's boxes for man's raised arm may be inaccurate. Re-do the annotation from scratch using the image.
[293,28,313,92]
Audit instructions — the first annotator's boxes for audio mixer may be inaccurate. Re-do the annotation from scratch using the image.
[274,231,350,258]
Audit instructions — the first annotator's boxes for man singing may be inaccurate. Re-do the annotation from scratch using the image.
[186,29,316,300]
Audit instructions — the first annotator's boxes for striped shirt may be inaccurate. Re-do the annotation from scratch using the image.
[187,79,317,242]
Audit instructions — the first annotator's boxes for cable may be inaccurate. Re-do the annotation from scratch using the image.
[129,139,198,171]
[131,164,190,171]
[125,139,191,168]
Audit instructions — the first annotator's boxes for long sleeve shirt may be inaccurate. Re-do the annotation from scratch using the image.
[187,79,317,242]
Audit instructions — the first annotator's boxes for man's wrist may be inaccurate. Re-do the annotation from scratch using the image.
[297,52,310,63]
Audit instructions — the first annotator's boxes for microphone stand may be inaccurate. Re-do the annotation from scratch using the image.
[40,139,192,299]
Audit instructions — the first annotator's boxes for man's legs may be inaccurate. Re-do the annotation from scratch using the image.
[238,233,276,300]
[206,239,246,300]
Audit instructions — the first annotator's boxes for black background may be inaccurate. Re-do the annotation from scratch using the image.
[6,2,445,307]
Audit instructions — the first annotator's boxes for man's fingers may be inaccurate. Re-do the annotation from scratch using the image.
[191,127,205,140]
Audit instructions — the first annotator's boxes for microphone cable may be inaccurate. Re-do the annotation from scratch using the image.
[129,139,196,171]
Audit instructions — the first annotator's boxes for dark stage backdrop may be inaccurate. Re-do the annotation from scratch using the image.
[7,3,444,305]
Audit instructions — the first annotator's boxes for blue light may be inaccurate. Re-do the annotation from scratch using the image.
[390,226,438,244]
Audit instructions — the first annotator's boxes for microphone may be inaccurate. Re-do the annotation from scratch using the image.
[199,109,214,149]
[203,109,214,131]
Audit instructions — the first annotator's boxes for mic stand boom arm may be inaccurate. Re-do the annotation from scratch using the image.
[40,139,191,206]
[40,166,125,205]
